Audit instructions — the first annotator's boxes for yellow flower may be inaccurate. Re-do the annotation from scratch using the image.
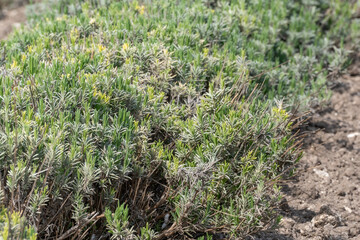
[21,54,27,62]
[93,86,110,103]
[70,28,79,37]
[56,15,67,21]
[28,45,33,53]
[135,5,145,15]
[147,29,156,37]
[89,18,96,25]
[203,48,209,57]
[11,60,18,69]
[272,107,289,120]
[122,42,129,51]
[97,44,106,53]
[103,94,110,104]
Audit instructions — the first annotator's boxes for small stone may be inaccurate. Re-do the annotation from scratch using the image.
[280,217,295,229]
[310,189,320,199]
[299,223,313,236]
[313,168,329,179]
[307,155,319,165]
[344,206,352,213]
[161,213,170,229]
[347,132,360,138]
[311,214,339,228]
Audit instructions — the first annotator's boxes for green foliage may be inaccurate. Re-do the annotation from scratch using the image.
[0,0,357,239]
[0,208,37,240]
[105,203,135,239]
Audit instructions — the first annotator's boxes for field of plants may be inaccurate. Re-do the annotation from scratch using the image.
[0,0,358,239]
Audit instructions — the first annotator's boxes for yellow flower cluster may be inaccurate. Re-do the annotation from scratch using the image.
[122,42,129,51]
[203,48,209,57]
[272,107,289,120]
[70,28,79,42]
[27,45,33,53]
[135,4,145,15]
[89,18,96,25]
[56,15,68,22]
[11,60,18,69]
[93,86,110,104]
[60,74,71,80]
[147,29,156,37]
[98,44,106,53]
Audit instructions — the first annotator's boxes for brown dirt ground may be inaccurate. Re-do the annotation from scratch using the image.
[253,57,360,240]
[0,6,26,40]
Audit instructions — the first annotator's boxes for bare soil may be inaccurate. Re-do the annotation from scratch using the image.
[253,59,360,240]
[0,6,26,40]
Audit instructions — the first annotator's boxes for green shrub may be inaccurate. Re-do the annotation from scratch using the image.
[0,0,357,239]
